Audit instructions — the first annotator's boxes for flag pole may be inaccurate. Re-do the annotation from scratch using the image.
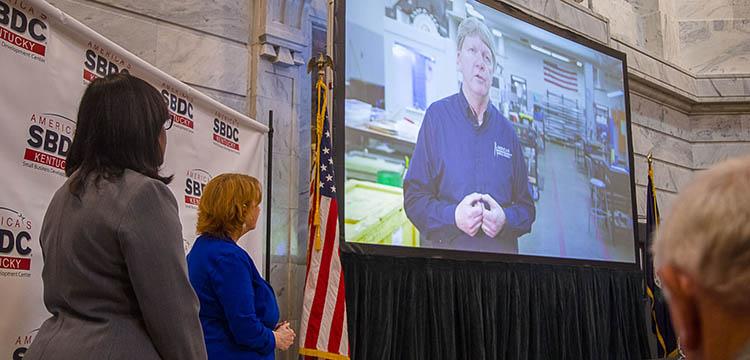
[301,52,349,360]
[264,110,274,280]
[307,53,334,252]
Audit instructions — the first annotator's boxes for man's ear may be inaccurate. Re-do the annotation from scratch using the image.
[658,265,702,353]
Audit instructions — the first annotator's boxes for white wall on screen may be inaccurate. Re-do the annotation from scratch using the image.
[346,22,385,87]
[383,18,455,120]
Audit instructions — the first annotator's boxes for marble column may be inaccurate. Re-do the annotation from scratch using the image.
[248,1,324,359]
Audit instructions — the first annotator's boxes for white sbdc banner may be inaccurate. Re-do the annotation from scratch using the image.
[0,0,268,357]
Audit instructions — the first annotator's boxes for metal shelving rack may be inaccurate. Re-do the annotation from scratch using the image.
[543,90,583,145]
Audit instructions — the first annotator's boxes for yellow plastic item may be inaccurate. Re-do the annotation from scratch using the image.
[344,179,419,247]
[519,112,534,123]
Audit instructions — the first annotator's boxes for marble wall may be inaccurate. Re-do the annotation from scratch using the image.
[677,0,750,20]
[640,0,750,75]
[629,94,691,215]
[678,18,750,75]
[590,0,657,55]
[584,0,750,76]
[503,0,609,44]
[46,0,251,113]
[586,0,675,60]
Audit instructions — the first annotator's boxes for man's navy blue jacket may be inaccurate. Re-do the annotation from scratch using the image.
[403,90,535,253]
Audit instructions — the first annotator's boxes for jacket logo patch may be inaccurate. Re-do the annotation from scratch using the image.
[494,142,512,159]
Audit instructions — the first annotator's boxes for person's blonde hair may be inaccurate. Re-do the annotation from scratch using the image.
[652,156,750,308]
[197,173,262,239]
[456,17,496,67]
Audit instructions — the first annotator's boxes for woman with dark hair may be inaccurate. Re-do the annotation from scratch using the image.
[24,73,207,360]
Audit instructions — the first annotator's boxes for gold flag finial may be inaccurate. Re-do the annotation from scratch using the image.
[306,53,334,80]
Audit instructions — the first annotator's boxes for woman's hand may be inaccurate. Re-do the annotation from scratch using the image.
[273,322,296,350]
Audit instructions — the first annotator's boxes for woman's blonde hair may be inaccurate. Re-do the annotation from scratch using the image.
[197,173,262,239]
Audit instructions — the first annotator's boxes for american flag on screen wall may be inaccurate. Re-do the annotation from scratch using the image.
[299,78,350,360]
[544,60,579,92]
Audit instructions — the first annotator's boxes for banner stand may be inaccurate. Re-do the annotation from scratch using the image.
[0,1,268,355]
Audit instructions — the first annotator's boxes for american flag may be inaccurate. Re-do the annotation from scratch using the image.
[543,60,578,93]
[644,157,679,358]
[299,79,350,360]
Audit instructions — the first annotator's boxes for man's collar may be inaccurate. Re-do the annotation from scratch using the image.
[459,88,491,127]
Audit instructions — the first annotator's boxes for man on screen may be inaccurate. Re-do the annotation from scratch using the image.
[403,17,535,253]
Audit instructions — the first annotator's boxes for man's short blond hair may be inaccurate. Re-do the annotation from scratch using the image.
[456,17,496,67]
[652,156,750,308]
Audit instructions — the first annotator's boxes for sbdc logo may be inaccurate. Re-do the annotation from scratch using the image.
[0,0,48,59]
[0,207,33,273]
[161,86,194,131]
[10,329,37,360]
[184,169,212,208]
[22,113,75,176]
[212,112,240,152]
[82,42,130,82]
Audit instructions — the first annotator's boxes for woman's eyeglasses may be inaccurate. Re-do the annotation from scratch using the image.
[164,116,174,130]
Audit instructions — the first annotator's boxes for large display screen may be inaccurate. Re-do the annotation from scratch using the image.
[341,0,637,263]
